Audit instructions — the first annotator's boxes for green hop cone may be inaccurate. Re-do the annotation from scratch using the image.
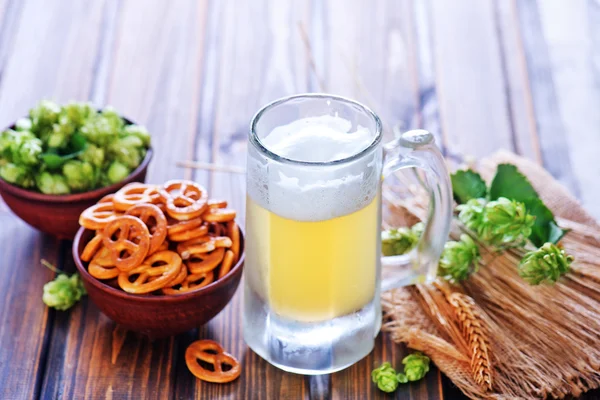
[100,106,125,132]
[42,273,86,311]
[124,124,151,147]
[381,223,424,256]
[30,100,61,132]
[108,135,144,169]
[80,113,120,146]
[402,352,430,382]
[1,129,36,162]
[457,197,535,248]
[480,197,535,247]
[411,222,424,238]
[456,198,486,232]
[62,160,95,192]
[438,234,480,283]
[13,137,43,165]
[78,143,105,167]
[62,101,96,128]
[15,117,33,131]
[518,242,574,285]
[35,172,71,195]
[0,163,35,188]
[106,160,131,184]
[382,228,418,256]
[47,117,76,149]
[371,362,399,393]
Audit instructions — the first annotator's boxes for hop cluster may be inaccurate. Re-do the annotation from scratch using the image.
[42,273,86,311]
[399,352,431,382]
[371,362,399,393]
[372,353,431,393]
[518,242,574,285]
[457,197,535,248]
[0,101,151,194]
[438,234,481,283]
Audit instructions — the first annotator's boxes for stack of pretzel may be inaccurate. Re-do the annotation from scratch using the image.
[78,180,240,295]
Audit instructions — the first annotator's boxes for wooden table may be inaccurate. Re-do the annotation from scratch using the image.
[1,1,598,399]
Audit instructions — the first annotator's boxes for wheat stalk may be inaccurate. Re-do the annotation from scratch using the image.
[447,292,494,392]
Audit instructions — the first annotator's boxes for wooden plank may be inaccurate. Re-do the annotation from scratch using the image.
[0,0,25,80]
[183,0,312,398]
[0,224,59,400]
[0,0,106,125]
[492,0,542,162]
[532,0,600,219]
[412,0,442,145]
[0,1,107,399]
[513,0,582,199]
[428,0,514,157]
[40,1,210,399]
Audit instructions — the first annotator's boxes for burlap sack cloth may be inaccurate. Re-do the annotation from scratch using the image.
[381,151,600,399]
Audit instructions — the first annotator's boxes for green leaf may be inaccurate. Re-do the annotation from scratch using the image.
[526,198,567,246]
[489,164,538,203]
[67,132,87,153]
[41,151,83,169]
[489,164,566,246]
[41,134,87,169]
[450,169,487,204]
[41,153,67,169]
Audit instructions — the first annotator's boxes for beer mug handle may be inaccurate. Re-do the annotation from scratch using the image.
[380,130,453,290]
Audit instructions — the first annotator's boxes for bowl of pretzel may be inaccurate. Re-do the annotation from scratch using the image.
[72,180,244,337]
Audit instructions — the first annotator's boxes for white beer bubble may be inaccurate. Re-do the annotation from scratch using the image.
[248,116,382,222]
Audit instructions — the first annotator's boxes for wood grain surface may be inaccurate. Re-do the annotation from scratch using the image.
[0,0,598,399]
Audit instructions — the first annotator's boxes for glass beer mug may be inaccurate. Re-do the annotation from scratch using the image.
[243,94,452,374]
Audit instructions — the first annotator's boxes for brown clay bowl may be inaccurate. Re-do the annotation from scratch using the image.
[73,226,245,338]
[0,140,152,239]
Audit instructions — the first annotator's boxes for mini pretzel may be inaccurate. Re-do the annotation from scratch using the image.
[177,236,231,260]
[167,217,203,236]
[99,193,115,203]
[227,221,240,264]
[88,247,119,280]
[218,250,235,279]
[207,222,227,237]
[155,262,187,287]
[79,202,120,230]
[168,220,208,242]
[113,183,158,212]
[126,204,167,254]
[144,185,164,204]
[187,247,225,274]
[185,340,240,383]
[81,234,103,262]
[177,236,215,260]
[117,250,182,294]
[154,240,169,253]
[160,180,208,220]
[102,216,150,271]
[202,207,236,223]
[208,199,227,209]
[162,271,214,295]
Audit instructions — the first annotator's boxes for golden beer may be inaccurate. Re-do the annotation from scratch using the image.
[245,194,379,322]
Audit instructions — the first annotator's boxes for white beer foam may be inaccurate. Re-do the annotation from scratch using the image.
[262,116,373,163]
[248,115,381,221]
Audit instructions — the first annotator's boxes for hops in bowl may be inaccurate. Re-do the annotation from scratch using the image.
[0,100,151,194]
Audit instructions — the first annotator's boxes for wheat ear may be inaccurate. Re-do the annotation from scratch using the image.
[447,292,494,392]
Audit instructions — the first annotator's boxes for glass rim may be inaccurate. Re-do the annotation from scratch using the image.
[249,93,383,166]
